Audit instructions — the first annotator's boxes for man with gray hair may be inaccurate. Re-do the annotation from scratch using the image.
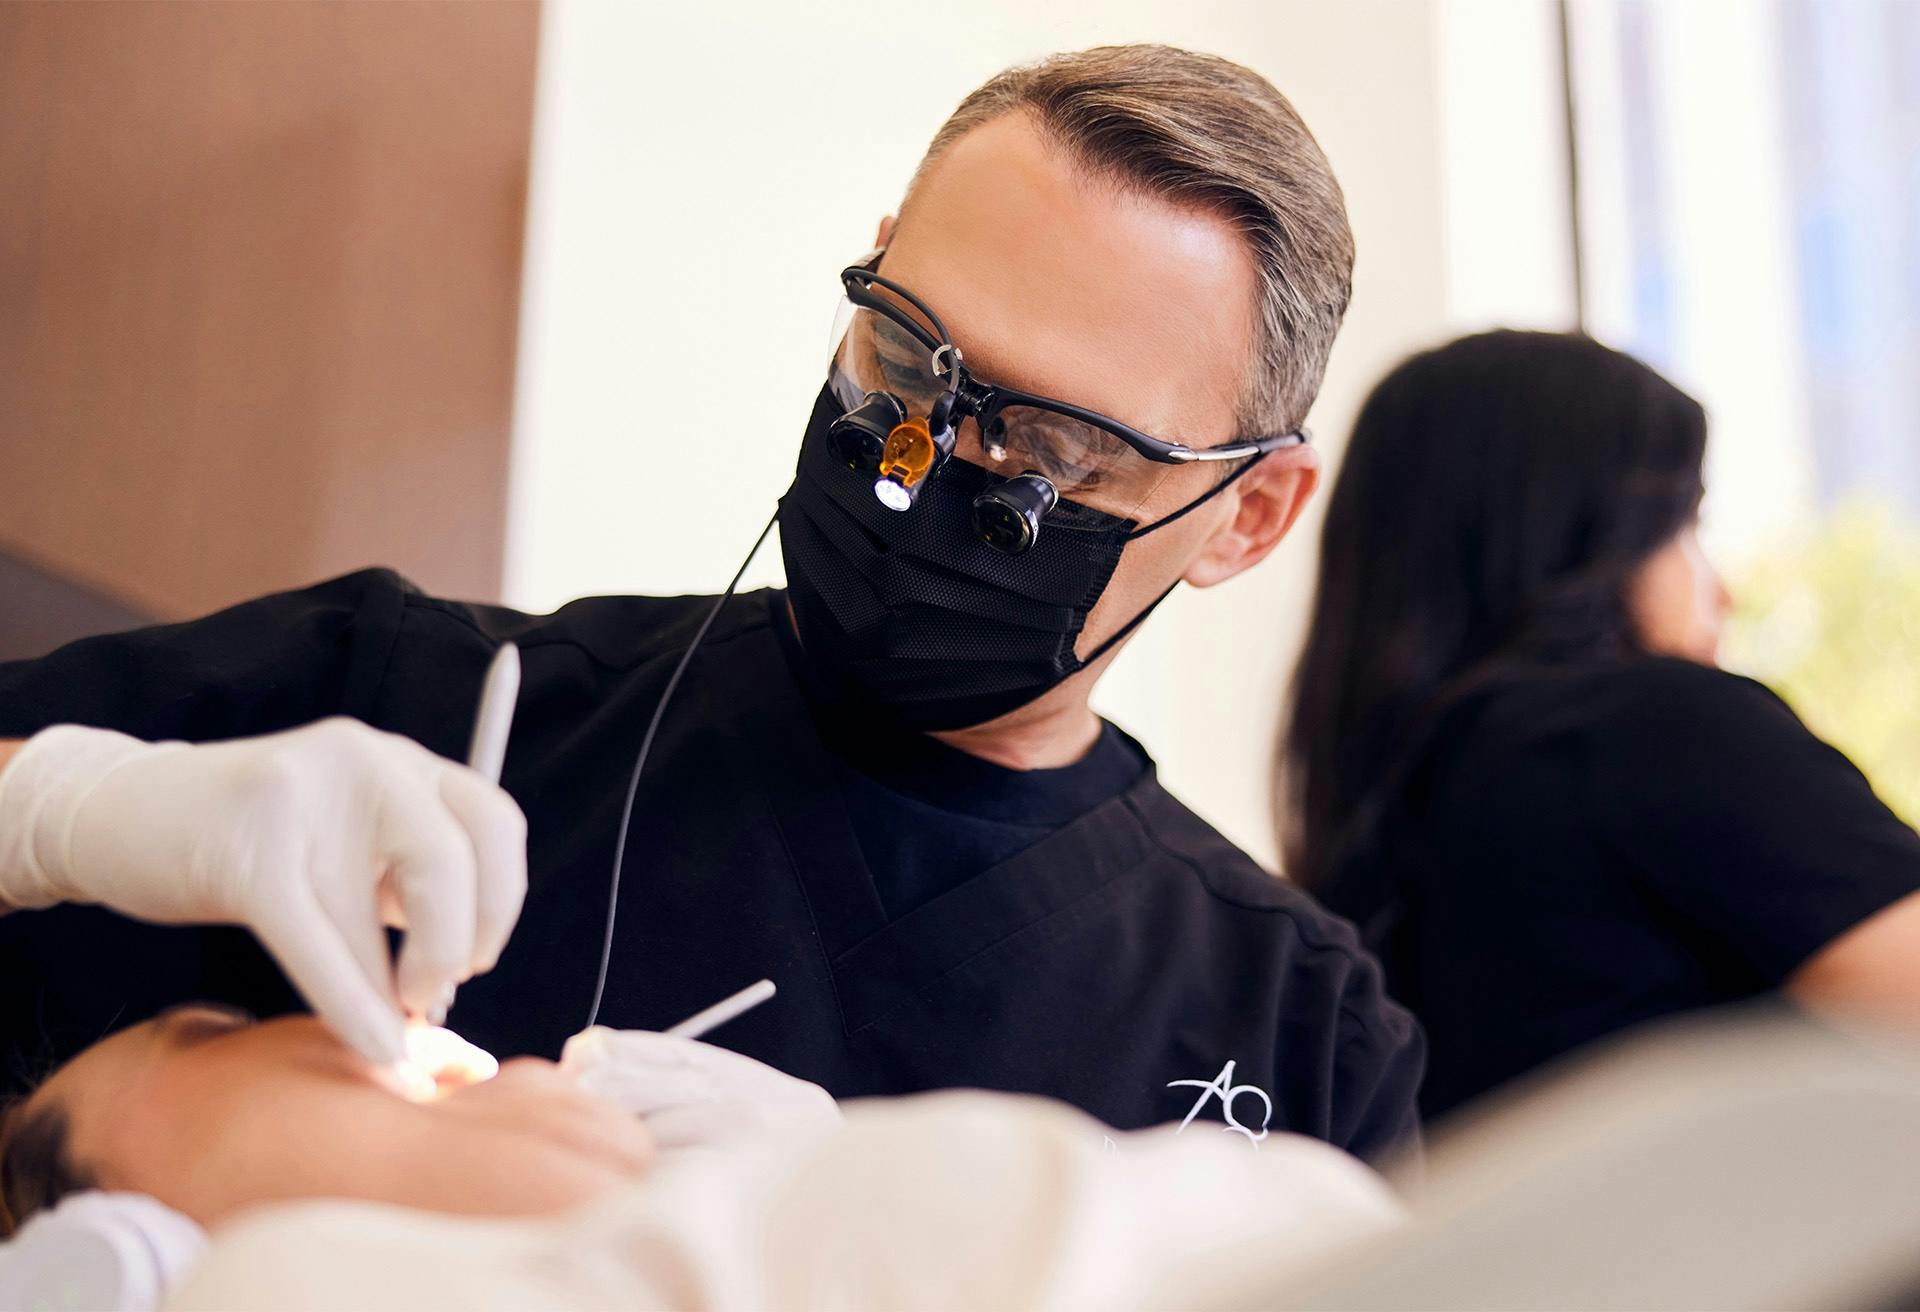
[0,44,1422,1162]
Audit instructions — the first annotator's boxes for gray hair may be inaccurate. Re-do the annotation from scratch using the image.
[906,44,1355,438]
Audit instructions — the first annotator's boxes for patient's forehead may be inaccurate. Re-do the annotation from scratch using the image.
[26,1020,149,1157]
[33,1006,256,1138]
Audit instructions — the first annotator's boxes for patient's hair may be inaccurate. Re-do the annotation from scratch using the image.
[0,1094,94,1238]
[904,44,1353,440]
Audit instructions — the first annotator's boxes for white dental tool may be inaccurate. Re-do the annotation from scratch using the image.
[429,642,520,1026]
[664,978,777,1040]
[467,642,521,786]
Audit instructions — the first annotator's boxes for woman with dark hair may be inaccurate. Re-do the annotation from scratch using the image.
[1283,330,1920,1120]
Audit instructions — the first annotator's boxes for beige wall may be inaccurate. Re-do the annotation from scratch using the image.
[0,0,539,620]
[509,0,1457,867]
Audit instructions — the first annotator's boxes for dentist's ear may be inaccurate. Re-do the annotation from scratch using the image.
[874,215,897,247]
[1183,444,1321,589]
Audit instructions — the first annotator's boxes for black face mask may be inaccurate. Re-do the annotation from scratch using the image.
[778,385,1252,731]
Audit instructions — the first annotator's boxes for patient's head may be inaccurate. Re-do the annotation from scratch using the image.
[0,1006,652,1235]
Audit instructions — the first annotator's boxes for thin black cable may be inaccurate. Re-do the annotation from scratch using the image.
[583,510,781,1031]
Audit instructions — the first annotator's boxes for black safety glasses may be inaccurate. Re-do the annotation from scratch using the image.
[839,263,1310,471]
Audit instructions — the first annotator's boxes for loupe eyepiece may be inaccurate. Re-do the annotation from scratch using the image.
[828,391,908,472]
[972,472,1059,555]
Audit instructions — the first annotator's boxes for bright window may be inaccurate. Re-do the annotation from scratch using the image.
[1569,0,1920,820]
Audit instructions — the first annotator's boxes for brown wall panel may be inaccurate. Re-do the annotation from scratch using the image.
[0,0,539,619]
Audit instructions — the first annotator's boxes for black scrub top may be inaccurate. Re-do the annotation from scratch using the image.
[1323,656,1920,1122]
[0,570,1423,1161]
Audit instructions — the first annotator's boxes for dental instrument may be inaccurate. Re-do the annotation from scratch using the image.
[465,642,520,786]
[431,642,520,1026]
[664,978,777,1040]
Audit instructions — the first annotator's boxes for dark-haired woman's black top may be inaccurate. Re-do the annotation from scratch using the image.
[1323,656,1920,1121]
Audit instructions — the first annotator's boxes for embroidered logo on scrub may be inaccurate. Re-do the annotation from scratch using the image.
[1167,1059,1273,1146]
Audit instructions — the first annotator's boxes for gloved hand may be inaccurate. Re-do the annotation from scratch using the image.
[0,719,527,1066]
[559,1027,841,1153]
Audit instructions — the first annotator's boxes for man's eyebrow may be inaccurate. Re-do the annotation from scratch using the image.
[951,335,1074,405]
[870,316,1063,405]
[963,348,1155,438]
[877,292,1138,426]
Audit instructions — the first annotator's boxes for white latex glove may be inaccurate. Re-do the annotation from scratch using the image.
[560,1027,842,1152]
[0,719,527,1065]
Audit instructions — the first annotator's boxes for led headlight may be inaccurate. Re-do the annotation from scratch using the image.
[871,412,955,512]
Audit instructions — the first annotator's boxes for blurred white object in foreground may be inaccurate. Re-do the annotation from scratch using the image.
[167,1091,1398,1310]
[1266,1002,1920,1311]
[0,1191,203,1312]
[169,1004,1920,1311]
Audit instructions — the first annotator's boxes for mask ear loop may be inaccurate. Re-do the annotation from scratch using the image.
[1074,579,1181,667]
[1071,451,1273,668]
[1123,449,1268,542]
